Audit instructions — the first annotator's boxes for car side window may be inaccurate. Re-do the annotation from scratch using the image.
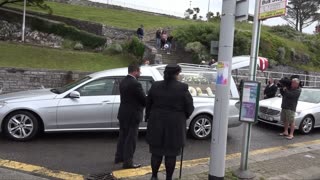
[113,77,154,95]
[138,79,153,94]
[76,78,115,96]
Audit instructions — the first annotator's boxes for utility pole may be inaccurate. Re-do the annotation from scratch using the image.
[208,0,236,179]
[22,0,27,42]
[207,0,211,22]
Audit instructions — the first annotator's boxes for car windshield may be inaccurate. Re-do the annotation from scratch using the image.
[156,66,226,97]
[299,89,320,103]
[53,76,92,94]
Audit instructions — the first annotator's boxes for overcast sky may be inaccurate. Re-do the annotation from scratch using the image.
[90,0,316,34]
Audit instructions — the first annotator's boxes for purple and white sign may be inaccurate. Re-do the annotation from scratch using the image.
[240,82,259,122]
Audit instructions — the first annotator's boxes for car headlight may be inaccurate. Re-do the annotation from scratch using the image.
[295,111,301,116]
[0,102,7,108]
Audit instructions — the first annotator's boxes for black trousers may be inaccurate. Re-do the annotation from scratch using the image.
[115,124,139,164]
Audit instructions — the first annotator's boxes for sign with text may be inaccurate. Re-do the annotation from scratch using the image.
[239,81,261,123]
[259,0,287,20]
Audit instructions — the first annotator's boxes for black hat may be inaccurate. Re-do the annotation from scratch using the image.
[164,64,181,75]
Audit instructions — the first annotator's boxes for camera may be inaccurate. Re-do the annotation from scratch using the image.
[277,77,291,89]
[277,75,304,89]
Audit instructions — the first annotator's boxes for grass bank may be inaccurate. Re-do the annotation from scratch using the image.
[6,1,197,30]
[0,41,133,71]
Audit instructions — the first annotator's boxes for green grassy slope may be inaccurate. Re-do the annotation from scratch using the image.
[0,42,133,71]
[6,1,197,30]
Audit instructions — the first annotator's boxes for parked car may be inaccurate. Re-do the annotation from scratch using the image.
[258,88,320,134]
[0,58,254,141]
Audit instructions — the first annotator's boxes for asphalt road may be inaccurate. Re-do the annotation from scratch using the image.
[1,122,320,177]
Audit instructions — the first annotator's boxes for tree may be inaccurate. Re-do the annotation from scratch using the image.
[206,11,214,20]
[283,0,320,32]
[185,7,201,20]
[0,0,51,13]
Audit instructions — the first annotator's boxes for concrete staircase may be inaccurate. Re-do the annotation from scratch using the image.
[144,39,193,64]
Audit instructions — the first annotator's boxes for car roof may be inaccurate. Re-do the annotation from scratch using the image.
[88,65,166,79]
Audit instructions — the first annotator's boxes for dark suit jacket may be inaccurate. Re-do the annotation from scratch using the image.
[145,80,194,150]
[117,75,146,128]
[264,84,278,99]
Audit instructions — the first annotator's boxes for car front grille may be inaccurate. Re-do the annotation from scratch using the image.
[259,106,280,116]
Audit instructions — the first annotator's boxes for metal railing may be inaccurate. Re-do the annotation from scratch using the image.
[233,69,320,88]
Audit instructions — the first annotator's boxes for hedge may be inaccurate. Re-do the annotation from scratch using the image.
[30,18,106,48]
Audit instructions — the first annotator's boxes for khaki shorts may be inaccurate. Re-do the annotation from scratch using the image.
[281,109,295,124]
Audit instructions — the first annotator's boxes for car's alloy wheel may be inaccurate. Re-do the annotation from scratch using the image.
[4,111,39,141]
[190,115,212,140]
[299,116,314,134]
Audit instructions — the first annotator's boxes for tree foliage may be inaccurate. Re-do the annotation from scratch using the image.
[0,0,51,13]
[184,7,201,20]
[283,0,320,32]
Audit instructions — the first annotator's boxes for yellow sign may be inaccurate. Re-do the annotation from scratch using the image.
[259,0,287,20]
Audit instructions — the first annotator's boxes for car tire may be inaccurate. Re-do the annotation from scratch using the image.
[299,115,314,134]
[3,111,39,141]
[190,115,212,140]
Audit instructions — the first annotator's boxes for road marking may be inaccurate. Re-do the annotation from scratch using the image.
[1,139,320,179]
[112,139,320,179]
[0,158,84,180]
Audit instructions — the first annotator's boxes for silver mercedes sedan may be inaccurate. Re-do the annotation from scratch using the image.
[0,64,241,141]
[258,88,320,134]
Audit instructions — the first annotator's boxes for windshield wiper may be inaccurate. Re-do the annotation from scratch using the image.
[50,88,61,94]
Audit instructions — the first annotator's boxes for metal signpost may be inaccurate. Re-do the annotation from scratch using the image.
[236,0,287,179]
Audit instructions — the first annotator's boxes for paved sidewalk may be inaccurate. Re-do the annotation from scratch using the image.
[120,140,320,180]
[2,140,320,180]
[0,167,49,180]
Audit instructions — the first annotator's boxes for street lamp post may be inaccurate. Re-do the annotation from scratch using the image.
[207,0,210,22]
[22,0,26,42]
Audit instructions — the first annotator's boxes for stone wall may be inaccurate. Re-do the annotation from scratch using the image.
[0,68,90,94]
[0,7,135,42]
[1,66,320,95]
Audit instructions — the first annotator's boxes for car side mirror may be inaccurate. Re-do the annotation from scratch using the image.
[69,91,80,98]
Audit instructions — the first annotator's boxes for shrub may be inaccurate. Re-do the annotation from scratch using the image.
[103,43,123,55]
[30,18,106,49]
[185,42,209,64]
[62,39,76,49]
[125,37,145,60]
[73,42,84,50]
[233,30,251,56]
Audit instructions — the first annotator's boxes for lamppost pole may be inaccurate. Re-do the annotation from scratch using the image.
[207,0,210,22]
[22,0,26,42]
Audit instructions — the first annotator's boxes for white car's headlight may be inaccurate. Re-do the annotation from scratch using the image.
[0,102,7,108]
[295,111,301,116]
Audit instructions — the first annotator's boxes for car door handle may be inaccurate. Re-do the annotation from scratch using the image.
[102,100,111,104]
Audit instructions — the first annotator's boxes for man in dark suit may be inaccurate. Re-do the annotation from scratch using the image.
[264,78,278,99]
[115,64,146,169]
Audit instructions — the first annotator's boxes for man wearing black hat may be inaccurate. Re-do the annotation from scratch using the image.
[115,63,146,169]
[145,64,194,180]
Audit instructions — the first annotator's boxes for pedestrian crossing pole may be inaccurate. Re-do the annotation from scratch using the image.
[208,0,236,179]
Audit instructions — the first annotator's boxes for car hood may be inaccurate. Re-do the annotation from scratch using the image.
[259,97,317,112]
[0,89,57,103]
